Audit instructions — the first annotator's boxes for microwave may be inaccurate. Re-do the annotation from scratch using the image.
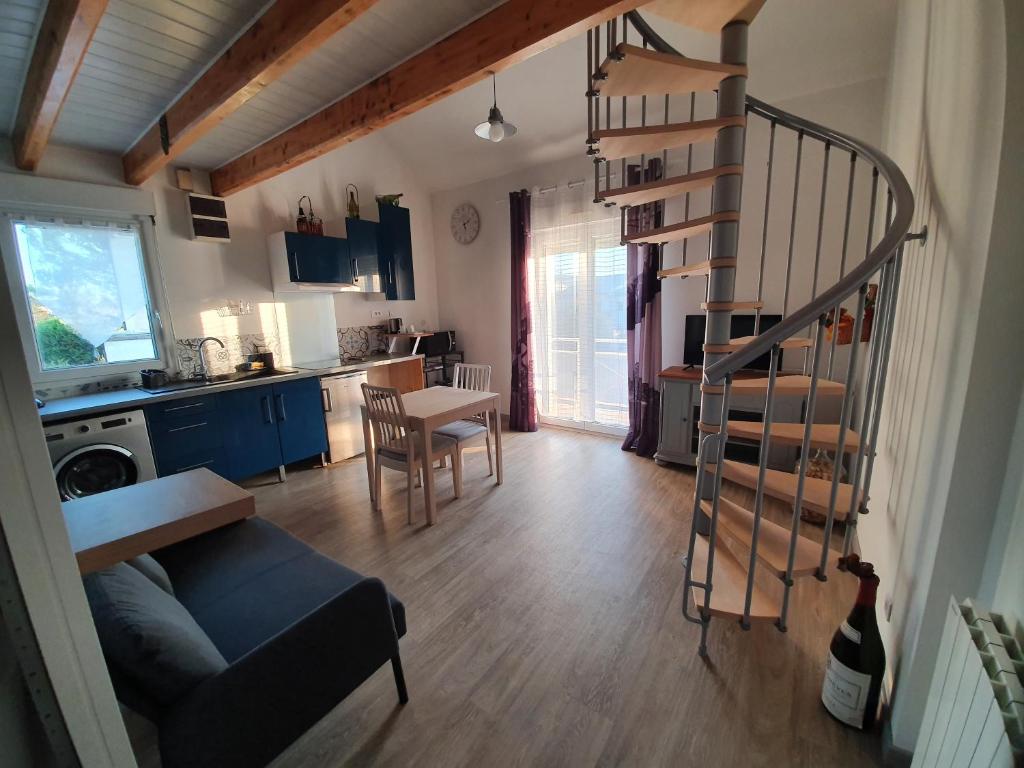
[420,331,456,356]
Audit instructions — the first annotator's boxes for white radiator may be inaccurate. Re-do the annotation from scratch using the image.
[912,598,1024,767]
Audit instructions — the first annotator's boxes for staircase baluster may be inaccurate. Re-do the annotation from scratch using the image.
[840,257,893,561]
[850,247,904,556]
[586,29,593,152]
[782,130,804,318]
[662,93,669,171]
[683,432,720,627]
[826,153,859,378]
[778,315,827,630]
[803,141,831,375]
[742,344,780,628]
[699,374,733,657]
[681,91,696,265]
[754,119,776,334]
[817,283,868,578]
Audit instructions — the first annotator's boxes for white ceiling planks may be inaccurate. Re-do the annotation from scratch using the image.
[176,0,503,168]
[49,0,269,151]
[0,0,46,135]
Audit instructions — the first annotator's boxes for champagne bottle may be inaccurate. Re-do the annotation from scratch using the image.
[821,555,886,730]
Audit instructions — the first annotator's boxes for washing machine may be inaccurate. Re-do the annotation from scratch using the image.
[44,409,157,500]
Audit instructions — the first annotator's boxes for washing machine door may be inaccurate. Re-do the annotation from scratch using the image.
[53,444,139,500]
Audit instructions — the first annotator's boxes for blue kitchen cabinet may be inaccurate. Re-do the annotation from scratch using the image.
[346,217,381,292]
[271,377,328,464]
[284,231,352,285]
[376,203,415,300]
[145,394,229,478]
[219,384,284,481]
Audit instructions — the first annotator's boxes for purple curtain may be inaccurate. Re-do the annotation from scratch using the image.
[509,189,537,432]
[621,160,663,457]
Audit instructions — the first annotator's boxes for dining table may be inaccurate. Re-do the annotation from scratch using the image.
[361,387,502,525]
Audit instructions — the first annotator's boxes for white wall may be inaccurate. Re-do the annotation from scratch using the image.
[857,0,1023,751]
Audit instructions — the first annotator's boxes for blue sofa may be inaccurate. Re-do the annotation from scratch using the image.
[107,518,407,768]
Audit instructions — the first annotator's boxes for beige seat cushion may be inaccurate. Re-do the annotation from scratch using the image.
[433,420,487,442]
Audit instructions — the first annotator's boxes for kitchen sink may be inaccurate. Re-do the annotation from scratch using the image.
[137,368,294,394]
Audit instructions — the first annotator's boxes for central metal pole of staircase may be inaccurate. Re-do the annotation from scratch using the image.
[697,21,748,534]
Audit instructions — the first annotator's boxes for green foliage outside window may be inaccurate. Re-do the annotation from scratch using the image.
[34,316,100,368]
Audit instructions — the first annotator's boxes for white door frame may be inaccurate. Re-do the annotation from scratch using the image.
[0,248,136,766]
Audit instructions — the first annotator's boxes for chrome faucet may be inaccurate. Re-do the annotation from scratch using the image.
[194,337,225,380]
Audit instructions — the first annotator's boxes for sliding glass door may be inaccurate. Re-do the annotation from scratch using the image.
[529,188,627,434]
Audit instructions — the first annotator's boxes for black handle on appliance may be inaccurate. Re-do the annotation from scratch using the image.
[275,393,287,422]
[261,395,274,424]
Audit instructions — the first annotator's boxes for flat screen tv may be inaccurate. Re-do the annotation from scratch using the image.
[683,314,783,371]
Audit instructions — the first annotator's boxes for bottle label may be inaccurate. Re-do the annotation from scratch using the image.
[822,651,871,728]
[839,620,862,644]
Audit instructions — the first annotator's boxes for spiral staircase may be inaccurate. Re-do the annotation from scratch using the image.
[585,4,917,655]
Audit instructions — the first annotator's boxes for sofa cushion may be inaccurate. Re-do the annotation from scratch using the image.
[126,554,174,595]
[83,563,227,707]
[154,518,406,663]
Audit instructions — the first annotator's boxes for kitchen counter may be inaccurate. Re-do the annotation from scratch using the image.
[301,352,423,377]
[37,353,425,424]
[39,369,319,424]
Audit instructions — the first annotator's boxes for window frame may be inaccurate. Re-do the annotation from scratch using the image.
[0,206,176,386]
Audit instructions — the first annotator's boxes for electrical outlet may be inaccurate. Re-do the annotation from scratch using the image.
[371,310,384,319]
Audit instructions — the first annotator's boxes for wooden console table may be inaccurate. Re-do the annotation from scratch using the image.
[62,469,254,574]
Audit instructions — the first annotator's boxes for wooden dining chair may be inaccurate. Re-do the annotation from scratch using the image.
[362,383,460,524]
[434,363,493,478]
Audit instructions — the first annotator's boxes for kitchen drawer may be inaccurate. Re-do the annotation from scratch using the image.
[145,394,219,423]
[154,446,228,478]
[149,412,223,460]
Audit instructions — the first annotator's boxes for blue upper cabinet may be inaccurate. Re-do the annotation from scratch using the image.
[346,217,382,293]
[376,203,415,301]
[268,231,353,291]
[271,377,328,464]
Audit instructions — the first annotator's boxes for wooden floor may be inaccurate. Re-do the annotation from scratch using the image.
[131,427,881,767]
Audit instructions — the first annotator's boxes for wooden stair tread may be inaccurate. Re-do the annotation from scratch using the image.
[625,211,739,245]
[725,421,864,453]
[700,375,846,397]
[701,300,764,310]
[593,116,745,161]
[657,258,736,280]
[689,534,779,622]
[707,460,859,520]
[602,165,741,207]
[647,0,766,34]
[703,335,812,353]
[700,498,820,578]
[598,44,746,98]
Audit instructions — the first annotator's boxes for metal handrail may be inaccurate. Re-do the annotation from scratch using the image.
[625,11,915,383]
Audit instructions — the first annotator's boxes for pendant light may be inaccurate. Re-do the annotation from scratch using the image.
[474,73,517,143]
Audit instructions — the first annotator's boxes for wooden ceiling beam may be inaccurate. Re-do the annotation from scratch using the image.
[121,0,381,186]
[210,0,648,197]
[13,0,109,171]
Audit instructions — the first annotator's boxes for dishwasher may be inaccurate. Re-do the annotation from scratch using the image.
[321,370,368,463]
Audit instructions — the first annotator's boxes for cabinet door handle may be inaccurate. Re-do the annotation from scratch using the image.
[322,387,333,412]
[164,401,204,413]
[261,395,274,424]
[290,252,300,281]
[275,393,287,422]
[175,459,214,473]
[167,421,207,433]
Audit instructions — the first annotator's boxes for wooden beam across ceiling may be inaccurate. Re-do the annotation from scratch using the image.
[210,0,649,196]
[13,0,109,171]
[121,0,381,186]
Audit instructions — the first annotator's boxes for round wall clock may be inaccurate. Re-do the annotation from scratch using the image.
[450,203,480,244]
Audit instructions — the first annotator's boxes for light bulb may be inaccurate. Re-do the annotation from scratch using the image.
[488,121,504,142]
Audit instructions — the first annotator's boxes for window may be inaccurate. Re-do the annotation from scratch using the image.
[529,185,628,434]
[1,213,166,381]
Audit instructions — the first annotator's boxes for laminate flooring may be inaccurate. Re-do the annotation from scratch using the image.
[128,427,881,767]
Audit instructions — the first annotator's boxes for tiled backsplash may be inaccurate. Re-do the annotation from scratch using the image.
[337,325,388,361]
[174,333,281,377]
